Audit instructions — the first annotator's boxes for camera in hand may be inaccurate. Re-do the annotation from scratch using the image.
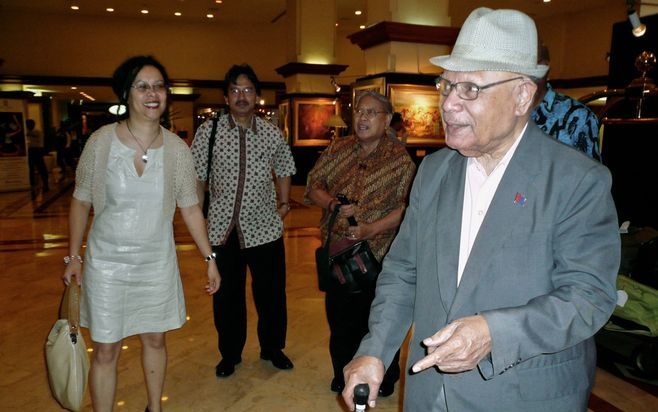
[336,193,358,226]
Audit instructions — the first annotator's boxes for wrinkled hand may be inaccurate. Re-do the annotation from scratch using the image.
[347,222,373,241]
[339,203,357,219]
[62,261,82,286]
[342,356,385,411]
[205,261,221,294]
[412,315,492,374]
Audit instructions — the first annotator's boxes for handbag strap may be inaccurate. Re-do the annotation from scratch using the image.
[323,205,341,250]
[205,115,219,182]
[59,284,81,337]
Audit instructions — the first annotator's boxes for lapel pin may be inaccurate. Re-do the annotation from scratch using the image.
[514,192,526,207]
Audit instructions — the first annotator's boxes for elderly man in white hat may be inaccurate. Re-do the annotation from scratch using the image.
[342,8,620,412]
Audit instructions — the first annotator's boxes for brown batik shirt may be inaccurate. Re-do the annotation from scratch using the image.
[191,114,296,248]
[304,135,416,261]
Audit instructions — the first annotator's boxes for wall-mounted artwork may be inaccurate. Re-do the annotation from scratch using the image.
[352,77,385,109]
[388,84,444,146]
[293,98,339,146]
[278,101,290,143]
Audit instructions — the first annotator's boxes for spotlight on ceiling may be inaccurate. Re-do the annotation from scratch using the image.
[330,77,341,93]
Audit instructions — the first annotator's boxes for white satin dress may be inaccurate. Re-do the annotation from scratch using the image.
[80,134,186,343]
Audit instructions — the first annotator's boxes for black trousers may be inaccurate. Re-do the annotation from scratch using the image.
[212,229,287,362]
[325,289,401,385]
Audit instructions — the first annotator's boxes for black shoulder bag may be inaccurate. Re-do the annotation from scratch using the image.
[315,206,381,293]
[202,116,219,218]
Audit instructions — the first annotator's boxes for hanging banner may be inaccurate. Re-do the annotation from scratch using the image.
[0,98,30,191]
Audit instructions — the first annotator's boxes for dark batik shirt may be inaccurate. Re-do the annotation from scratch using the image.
[304,135,416,261]
[532,83,601,161]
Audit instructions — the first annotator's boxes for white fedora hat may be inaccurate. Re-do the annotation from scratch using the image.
[430,8,548,78]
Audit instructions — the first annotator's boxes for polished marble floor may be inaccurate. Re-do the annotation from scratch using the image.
[0,179,656,411]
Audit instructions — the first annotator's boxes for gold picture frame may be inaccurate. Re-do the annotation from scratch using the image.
[293,98,339,146]
[388,84,444,146]
[352,77,386,109]
[278,101,290,143]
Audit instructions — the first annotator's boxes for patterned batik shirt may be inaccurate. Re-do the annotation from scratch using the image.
[191,114,296,248]
[531,83,601,161]
[304,135,416,261]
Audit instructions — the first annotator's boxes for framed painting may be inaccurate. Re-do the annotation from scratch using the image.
[278,101,290,143]
[293,98,339,146]
[388,84,444,146]
[352,77,385,109]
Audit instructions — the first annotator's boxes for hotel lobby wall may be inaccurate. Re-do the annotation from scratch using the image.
[0,10,288,82]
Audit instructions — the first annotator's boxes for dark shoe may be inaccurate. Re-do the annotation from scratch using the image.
[260,349,293,370]
[378,380,395,397]
[215,358,241,378]
[330,377,345,393]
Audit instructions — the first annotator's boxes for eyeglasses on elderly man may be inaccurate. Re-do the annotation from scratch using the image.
[434,75,527,101]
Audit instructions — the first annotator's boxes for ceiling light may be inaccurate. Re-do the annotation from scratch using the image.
[141,9,149,14]
[543,0,551,3]
[174,12,182,16]
[207,13,214,18]
[70,86,77,90]
[70,5,79,10]
[359,25,366,29]
[355,10,362,15]
[215,0,223,3]
[335,23,338,27]
[106,8,114,12]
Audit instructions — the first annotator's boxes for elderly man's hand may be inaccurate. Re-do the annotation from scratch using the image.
[342,356,385,410]
[412,315,492,374]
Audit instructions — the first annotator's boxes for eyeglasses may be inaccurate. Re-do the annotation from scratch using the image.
[228,87,256,96]
[131,82,167,94]
[354,108,389,119]
[434,75,524,100]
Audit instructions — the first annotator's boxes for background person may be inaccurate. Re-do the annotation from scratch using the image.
[191,64,297,378]
[26,118,49,192]
[305,91,415,396]
[63,55,220,412]
[343,8,620,411]
[532,44,601,160]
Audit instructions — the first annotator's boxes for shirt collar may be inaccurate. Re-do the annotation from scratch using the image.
[227,113,258,134]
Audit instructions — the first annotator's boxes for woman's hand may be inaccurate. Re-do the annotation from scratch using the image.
[62,261,82,286]
[205,261,221,295]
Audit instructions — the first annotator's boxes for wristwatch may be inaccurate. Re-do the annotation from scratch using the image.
[63,255,83,265]
[205,252,217,262]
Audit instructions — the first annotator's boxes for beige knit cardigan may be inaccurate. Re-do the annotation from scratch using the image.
[73,123,198,219]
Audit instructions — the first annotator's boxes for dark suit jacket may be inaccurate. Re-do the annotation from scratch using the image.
[356,122,620,411]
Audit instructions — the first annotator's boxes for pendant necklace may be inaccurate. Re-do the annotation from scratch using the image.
[126,121,161,163]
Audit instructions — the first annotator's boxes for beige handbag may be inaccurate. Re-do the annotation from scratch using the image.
[45,283,90,411]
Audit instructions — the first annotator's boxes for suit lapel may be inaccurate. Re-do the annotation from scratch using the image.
[447,126,543,319]
[435,155,466,312]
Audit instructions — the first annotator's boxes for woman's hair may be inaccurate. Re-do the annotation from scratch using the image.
[223,64,261,96]
[355,91,393,114]
[112,55,170,114]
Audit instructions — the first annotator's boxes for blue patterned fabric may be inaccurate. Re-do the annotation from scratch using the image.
[532,83,601,161]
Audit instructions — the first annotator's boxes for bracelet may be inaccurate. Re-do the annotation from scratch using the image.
[278,202,290,210]
[63,255,83,265]
[205,252,217,262]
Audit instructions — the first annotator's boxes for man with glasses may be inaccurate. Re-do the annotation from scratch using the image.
[305,91,415,396]
[191,64,296,378]
[343,8,619,412]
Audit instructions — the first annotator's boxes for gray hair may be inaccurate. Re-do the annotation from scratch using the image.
[355,91,393,114]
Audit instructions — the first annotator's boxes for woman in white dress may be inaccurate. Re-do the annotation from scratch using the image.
[62,56,220,412]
